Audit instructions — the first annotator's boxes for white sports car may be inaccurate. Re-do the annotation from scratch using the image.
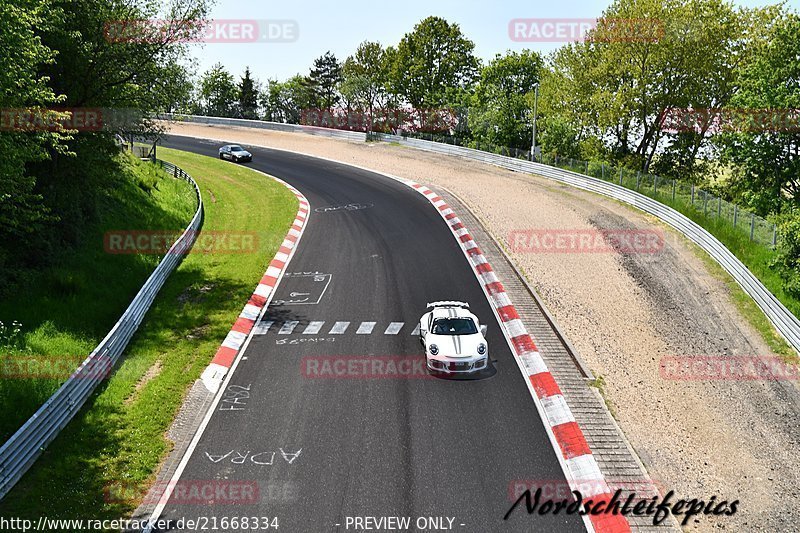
[419,301,489,374]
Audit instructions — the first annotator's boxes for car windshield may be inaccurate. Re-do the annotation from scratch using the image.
[432,317,477,335]
[230,146,243,152]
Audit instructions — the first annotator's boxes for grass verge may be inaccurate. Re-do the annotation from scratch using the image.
[0,147,298,522]
[0,152,196,440]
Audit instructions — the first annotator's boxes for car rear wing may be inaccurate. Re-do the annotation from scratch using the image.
[426,301,470,310]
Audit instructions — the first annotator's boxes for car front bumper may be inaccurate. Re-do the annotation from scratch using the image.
[427,354,488,374]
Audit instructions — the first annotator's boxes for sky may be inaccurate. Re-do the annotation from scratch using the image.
[182,0,799,82]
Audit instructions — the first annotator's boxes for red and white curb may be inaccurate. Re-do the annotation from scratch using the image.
[200,179,309,393]
[401,179,631,533]
[165,134,627,531]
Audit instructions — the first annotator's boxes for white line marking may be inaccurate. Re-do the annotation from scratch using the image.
[384,322,404,335]
[410,324,420,335]
[303,321,325,334]
[254,320,274,335]
[278,321,299,334]
[329,321,350,334]
[356,321,376,334]
[142,165,310,533]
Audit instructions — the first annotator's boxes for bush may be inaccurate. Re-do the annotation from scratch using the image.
[770,210,800,297]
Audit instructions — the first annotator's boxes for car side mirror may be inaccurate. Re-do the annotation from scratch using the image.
[480,325,487,336]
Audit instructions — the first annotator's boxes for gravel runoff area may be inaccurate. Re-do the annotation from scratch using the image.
[164,122,800,532]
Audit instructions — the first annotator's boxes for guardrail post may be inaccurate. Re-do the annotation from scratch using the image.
[636,171,641,191]
[750,213,755,241]
[672,179,676,201]
[717,197,722,218]
[601,163,605,180]
[653,175,657,195]
[691,184,695,205]
[773,225,778,246]
[704,192,708,216]
[734,205,738,226]
[619,169,623,185]
[585,161,589,174]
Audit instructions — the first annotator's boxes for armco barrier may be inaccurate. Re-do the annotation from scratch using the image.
[162,113,800,355]
[0,159,203,499]
[161,113,367,142]
[374,135,800,354]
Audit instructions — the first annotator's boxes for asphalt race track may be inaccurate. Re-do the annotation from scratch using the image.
[154,135,586,532]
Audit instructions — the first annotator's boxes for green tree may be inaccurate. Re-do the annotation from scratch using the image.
[389,16,479,108]
[0,0,62,281]
[340,41,391,131]
[199,63,238,117]
[238,67,259,119]
[543,0,757,171]
[262,75,315,124]
[469,50,543,149]
[0,0,208,289]
[308,51,342,109]
[717,11,800,215]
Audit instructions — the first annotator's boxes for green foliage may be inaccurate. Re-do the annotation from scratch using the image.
[716,12,800,216]
[0,0,209,293]
[389,16,479,107]
[199,63,238,117]
[469,50,543,149]
[340,41,392,128]
[238,66,260,119]
[0,148,297,520]
[308,51,343,109]
[542,0,762,170]
[0,154,196,441]
[261,75,315,123]
[772,210,800,297]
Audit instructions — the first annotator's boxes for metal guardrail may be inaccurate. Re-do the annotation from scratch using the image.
[372,135,800,354]
[161,113,800,352]
[161,113,368,142]
[0,159,203,499]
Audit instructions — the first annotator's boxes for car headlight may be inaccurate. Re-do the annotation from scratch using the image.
[429,344,439,356]
[477,343,486,355]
